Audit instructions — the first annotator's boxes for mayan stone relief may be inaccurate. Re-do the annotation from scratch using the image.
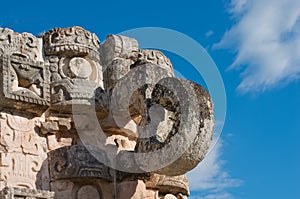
[0,26,214,199]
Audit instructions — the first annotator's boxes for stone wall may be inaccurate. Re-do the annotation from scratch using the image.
[0,26,214,199]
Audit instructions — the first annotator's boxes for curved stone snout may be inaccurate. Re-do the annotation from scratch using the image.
[131,77,214,176]
[99,34,214,176]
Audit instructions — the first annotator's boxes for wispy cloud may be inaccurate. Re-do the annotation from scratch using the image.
[228,0,247,14]
[189,192,235,199]
[187,139,242,199]
[214,0,300,93]
[206,30,214,38]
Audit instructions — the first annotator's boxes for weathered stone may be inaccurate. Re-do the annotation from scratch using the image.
[0,112,49,190]
[77,185,101,199]
[134,49,173,76]
[116,180,160,199]
[164,194,177,199]
[146,174,189,196]
[100,35,138,90]
[42,26,100,58]
[48,145,112,181]
[0,26,214,199]
[0,28,49,116]
[42,26,103,113]
[0,28,43,61]
[0,187,54,199]
[132,78,213,176]
[41,122,59,134]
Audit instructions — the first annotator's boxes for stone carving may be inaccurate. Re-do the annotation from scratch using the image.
[0,28,43,61]
[0,186,54,199]
[0,113,48,190]
[48,145,148,182]
[100,35,173,90]
[48,145,111,181]
[42,26,100,57]
[146,174,189,196]
[40,116,78,151]
[0,26,214,199]
[99,34,139,102]
[77,185,101,199]
[42,26,103,113]
[135,79,213,175]
[0,28,49,115]
[134,49,173,75]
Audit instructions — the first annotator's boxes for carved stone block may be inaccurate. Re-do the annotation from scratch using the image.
[0,28,49,115]
[0,55,49,115]
[145,174,189,196]
[0,187,54,199]
[0,28,43,62]
[0,113,49,190]
[48,145,112,182]
[0,26,215,199]
[42,27,103,113]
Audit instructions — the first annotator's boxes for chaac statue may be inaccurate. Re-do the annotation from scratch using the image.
[0,26,213,199]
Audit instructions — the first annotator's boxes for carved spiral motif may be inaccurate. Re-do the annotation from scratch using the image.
[54,159,68,173]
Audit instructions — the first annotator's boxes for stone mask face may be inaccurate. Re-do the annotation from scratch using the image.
[42,26,103,111]
[0,26,214,199]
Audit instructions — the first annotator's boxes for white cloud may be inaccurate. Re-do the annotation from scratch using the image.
[215,0,300,93]
[189,192,235,199]
[206,30,214,38]
[187,139,242,199]
[228,0,247,14]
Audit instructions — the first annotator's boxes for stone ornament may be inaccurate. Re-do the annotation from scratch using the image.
[41,27,103,113]
[0,28,49,115]
[0,187,54,199]
[0,26,214,199]
[42,26,100,57]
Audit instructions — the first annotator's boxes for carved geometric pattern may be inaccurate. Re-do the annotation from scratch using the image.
[0,186,54,199]
[48,145,112,181]
[0,26,214,199]
[0,55,49,105]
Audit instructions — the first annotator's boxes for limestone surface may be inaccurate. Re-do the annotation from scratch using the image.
[0,26,214,199]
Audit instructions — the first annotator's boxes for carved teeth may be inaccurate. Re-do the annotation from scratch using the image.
[42,26,100,58]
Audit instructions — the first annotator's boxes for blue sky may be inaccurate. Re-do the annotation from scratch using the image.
[1,0,299,198]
